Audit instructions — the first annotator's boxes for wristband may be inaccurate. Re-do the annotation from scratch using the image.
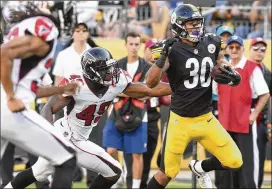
[155,55,167,69]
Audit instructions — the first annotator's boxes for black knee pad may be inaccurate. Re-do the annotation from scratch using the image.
[58,155,77,169]
[89,174,117,189]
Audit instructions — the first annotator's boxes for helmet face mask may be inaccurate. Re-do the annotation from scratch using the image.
[170,4,204,42]
[81,48,120,86]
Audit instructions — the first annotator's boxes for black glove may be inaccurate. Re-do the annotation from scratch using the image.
[161,37,179,56]
[213,65,241,86]
[154,37,178,69]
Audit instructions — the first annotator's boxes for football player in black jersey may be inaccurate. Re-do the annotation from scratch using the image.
[145,4,242,189]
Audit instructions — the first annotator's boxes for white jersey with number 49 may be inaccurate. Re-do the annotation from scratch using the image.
[3,16,58,106]
[59,69,132,140]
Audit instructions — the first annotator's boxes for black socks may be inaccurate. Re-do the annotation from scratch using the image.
[11,168,37,189]
[201,157,227,172]
[89,174,117,189]
[146,176,165,189]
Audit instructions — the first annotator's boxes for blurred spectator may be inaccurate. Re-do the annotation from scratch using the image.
[208,1,252,38]
[76,1,99,28]
[204,1,228,32]
[248,0,271,40]
[33,1,54,15]
[213,25,234,106]
[248,38,272,188]
[214,36,270,188]
[216,25,235,45]
[52,22,91,85]
[103,32,150,189]
[213,25,234,188]
[143,38,159,62]
[96,0,125,37]
[124,38,171,189]
[248,38,271,93]
[109,0,160,38]
[131,0,160,36]
[49,1,77,37]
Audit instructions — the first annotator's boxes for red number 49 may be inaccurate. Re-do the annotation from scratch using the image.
[76,101,112,126]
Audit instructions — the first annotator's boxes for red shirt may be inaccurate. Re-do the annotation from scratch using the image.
[218,60,257,133]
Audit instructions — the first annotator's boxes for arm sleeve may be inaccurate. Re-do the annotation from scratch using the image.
[252,67,269,96]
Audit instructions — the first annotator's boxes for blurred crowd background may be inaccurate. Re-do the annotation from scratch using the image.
[1,0,271,40]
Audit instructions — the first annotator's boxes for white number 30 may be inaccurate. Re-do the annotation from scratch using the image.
[184,57,214,89]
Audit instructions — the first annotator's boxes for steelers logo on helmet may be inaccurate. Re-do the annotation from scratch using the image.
[170,4,204,42]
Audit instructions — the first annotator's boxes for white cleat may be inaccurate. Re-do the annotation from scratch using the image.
[189,160,214,188]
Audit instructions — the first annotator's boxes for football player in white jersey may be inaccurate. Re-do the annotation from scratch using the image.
[1,2,81,189]
[5,47,172,189]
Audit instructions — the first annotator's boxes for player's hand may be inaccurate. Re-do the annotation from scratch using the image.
[249,111,258,125]
[7,97,26,112]
[267,123,272,142]
[217,64,241,86]
[161,37,179,56]
[63,82,82,96]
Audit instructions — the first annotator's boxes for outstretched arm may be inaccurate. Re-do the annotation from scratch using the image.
[40,95,71,124]
[123,82,172,98]
[145,60,169,88]
[35,82,80,98]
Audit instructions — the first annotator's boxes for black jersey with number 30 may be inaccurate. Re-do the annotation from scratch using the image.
[167,34,222,117]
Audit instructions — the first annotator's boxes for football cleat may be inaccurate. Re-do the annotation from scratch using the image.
[189,160,213,188]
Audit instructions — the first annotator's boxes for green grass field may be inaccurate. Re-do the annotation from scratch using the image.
[27,180,196,188]
[27,179,271,188]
